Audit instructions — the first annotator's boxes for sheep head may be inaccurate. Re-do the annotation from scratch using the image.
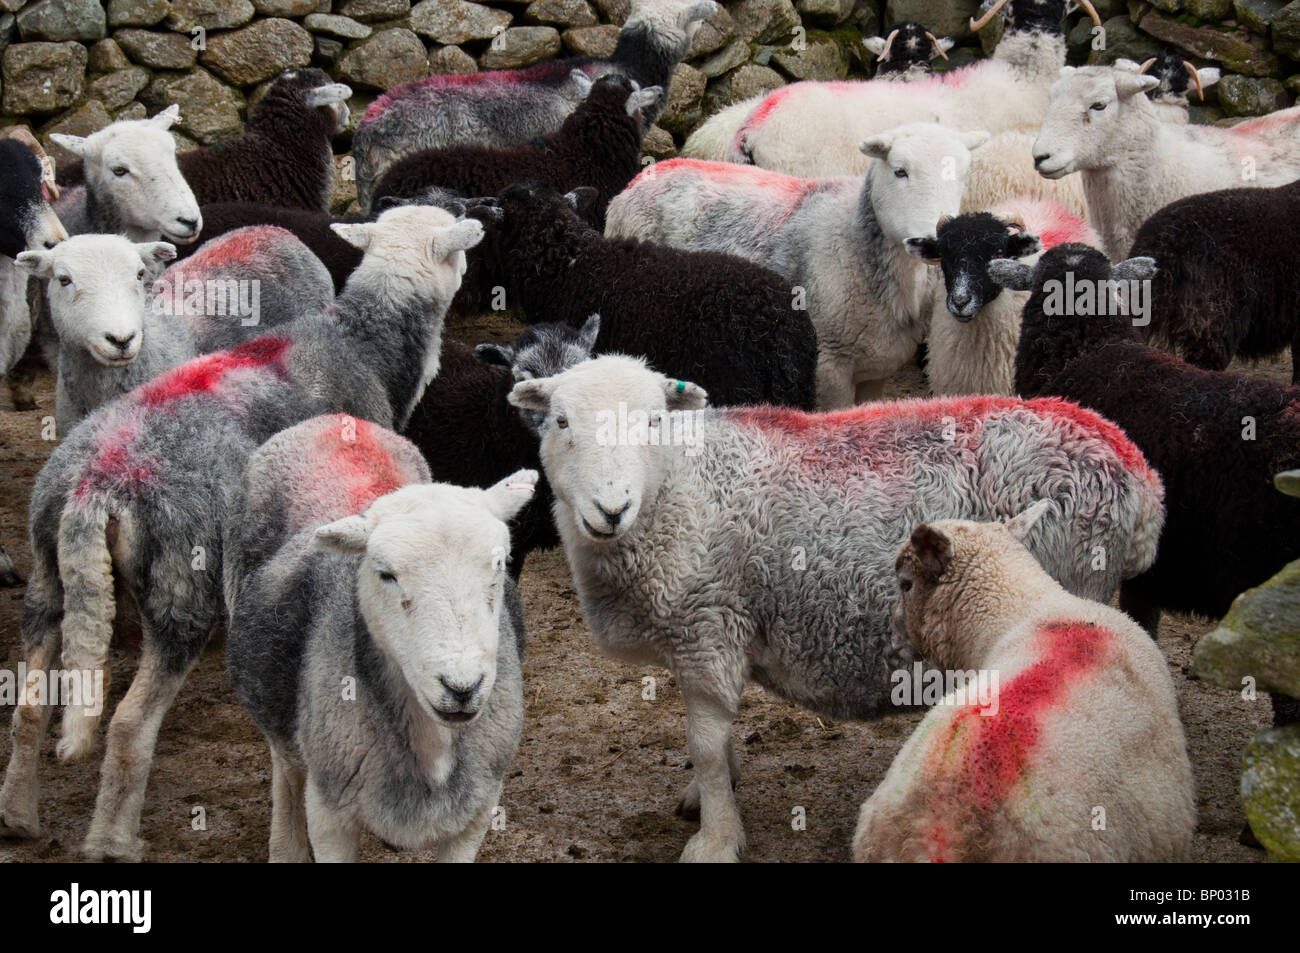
[1033,66,1158,178]
[907,211,1042,320]
[479,315,602,436]
[860,124,988,244]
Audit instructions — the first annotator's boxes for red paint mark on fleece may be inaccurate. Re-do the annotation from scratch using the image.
[1025,203,1096,251]
[628,158,818,200]
[138,336,292,409]
[74,423,158,500]
[1227,105,1300,139]
[309,415,410,514]
[180,226,293,272]
[725,394,1155,483]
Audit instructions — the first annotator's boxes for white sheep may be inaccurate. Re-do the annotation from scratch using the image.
[605,124,987,407]
[852,506,1195,861]
[225,414,533,862]
[508,355,1165,861]
[1033,64,1300,259]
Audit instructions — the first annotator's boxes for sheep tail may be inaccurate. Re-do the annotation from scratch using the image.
[55,495,115,761]
[1123,467,1166,580]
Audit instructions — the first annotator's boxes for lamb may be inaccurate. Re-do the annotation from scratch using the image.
[906,197,1099,395]
[472,182,817,409]
[1128,178,1300,380]
[507,355,1164,861]
[1115,53,1220,122]
[371,73,661,231]
[1032,65,1300,259]
[991,243,1300,726]
[224,414,531,862]
[351,0,717,212]
[51,106,202,244]
[719,0,1099,176]
[852,507,1195,862]
[0,205,482,861]
[605,124,987,407]
[405,318,600,577]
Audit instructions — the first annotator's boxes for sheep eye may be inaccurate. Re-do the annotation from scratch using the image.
[556,416,569,429]
[899,577,913,593]
[136,269,146,281]
[57,275,72,287]
[1089,102,1106,112]
[377,569,397,584]
[893,168,908,179]
[111,166,129,177]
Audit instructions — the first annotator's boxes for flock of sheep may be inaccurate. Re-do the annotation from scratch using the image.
[0,0,1296,863]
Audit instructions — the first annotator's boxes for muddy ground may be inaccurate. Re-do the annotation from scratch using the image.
[0,310,1277,862]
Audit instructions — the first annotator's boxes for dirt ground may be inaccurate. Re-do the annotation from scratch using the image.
[0,310,1277,863]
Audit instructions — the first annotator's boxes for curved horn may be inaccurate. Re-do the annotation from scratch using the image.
[1184,60,1205,100]
[1137,57,1156,75]
[970,0,1013,32]
[925,32,950,60]
[878,28,899,61]
[1004,216,1026,233]
[1075,0,1103,28]
[2,126,59,199]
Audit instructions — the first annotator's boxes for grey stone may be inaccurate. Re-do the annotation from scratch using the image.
[641,124,676,160]
[89,65,149,110]
[1185,0,1232,17]
[1216,74,1289,115]
[1194,559,1300,698]
[1138,12,1278,75]
[707,62,784,109]
[592,0,630,25]
[687,3,735,58]
[107,0,171,28]
[479,25,561,68]
[113,101,148,120]
[2,41,87,114]
[1274,1,1300,59]
[87,38,130,72]
[562,24,619,55]
[167,0,257,32]
[526,0,598,27]
[142,67,246,144]
[730,0,800,44]
[0,13,14,58]
[772,35,848,81]
[410,0,512,44]
[302,12,372,39]
[336,0,411,22]
[1148,0,1182,12]
[798,0,856,27]
[428,43,479,74]
[314,35,345,64]
[337,27,428,89]
[1241,725,1300,863]
[115,28,199,69]
[699,37,749,78]
[658,61,705,136]
[1234,0,1287,31]
[886,0,981,39]
[253,0,319,14]
[40,100,112,169]
[200,18,314,85]
[16,0,106,42]
[1086,16,1163,65]
[0,0,23,11]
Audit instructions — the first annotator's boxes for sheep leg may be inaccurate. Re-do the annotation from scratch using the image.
[437,781,501,863]
[268,745,311,863]
[0,634,59,839]
[305,776,361,862]
[81,643,193,862]
[854,379,885,403]
[675,740,740,822]
[1118,581,1162,638]
[679,694,745,863]
[814,355,856,411]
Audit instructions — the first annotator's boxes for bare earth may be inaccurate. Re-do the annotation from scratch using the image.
[0,312,1275,863]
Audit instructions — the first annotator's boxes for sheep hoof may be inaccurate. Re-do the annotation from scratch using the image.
[54,731,95,763]
[1238,822,1264,850]
[675,779,701,821]
[0,568,22,587]
[0,805,41,840]
[82,833,143,863]
[679,830,741,863]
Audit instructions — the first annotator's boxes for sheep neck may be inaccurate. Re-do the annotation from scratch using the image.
[1081,100,1165,259]
[991,30,1066,80]
[854,180,931,338]
[82,179,151,243]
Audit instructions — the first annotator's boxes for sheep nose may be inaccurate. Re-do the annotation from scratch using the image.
[596,500,630,528]
[104,332,135,352]
[176,216,199,233]
[951,291,971,308]
[439,675,484,707]
[43,239,58,249]
[1033,153,1050,169]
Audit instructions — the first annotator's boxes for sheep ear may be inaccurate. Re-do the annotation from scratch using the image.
[1274,469,1300,499]
[1113,58,1140,72]
[935,37,955,54]
[859,133,893,160]
[14,250,54,278]
[135,242,177,268]
[508,377,557,412]
[681,1,718,26]
[863,36,887,55]
[49,133,89,157]
[151,104,182,129]
[909,523,952,581]
[627,86,662,116]
[664,376,708,411]
[484,469,539,523]
[1004,232,1042,260]
[330,222,372,250]
[304,83,352,108]
[905,237,941,265]
[475,343,515,368]
[987,258,1034,290]
[312,515,370,554]
[1112,256,1156,282]
[959,130,990,152]
[1115,72,1159,99]
[1005,500,1052,543]
[431,219,484,260]
[564,187,599,215]
[569,69,594,96]
[1198,67,1221,90]
[577,313,600,355]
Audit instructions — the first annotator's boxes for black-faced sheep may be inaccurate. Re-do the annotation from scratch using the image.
[866,22,953,80]
[473,183,817,409]
[371,73,660,231]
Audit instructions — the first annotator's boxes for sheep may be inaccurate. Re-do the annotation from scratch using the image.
[605,124,987,407]
[716,0,1099,176]
[0,205,482,860]
[351,0,718,212]
[371,73,661,232]
[906,197,1099,395]
[1128,178,1300,380]
[990,242,1300,727]
[1032,65,1300,260]
[471,182,817,409]
[1115,53,1220,123]
[51,106,202,245]
[224,414,532,862]
[852,506,1195,862]
[507,355,1164,861]
[404,318,600,578]
[961,127,1088,217]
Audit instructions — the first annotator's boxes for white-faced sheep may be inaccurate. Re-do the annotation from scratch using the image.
[605,124,987,407]
[224,414,531,862]
[471,182,817,409]
[351,0,718,212]
[371,73,661,232]
[1032,65,1300,259]
[852,506,1195,862]
[508,355,1164,861]
[0,205,481,861]
[907,197,1099,395]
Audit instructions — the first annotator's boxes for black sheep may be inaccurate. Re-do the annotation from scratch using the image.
[992,243,1300,727]
[370,73,659,232]
[467,182,818,410]
[1129,179,1300,380]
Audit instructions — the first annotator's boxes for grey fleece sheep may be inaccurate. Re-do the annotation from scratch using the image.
[226,415,532,862]
[0,206,482,863]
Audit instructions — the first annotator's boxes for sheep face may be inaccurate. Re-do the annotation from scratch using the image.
[476,315,601,436]
[52,107,203,245]
[313,473,536,725]
[0,140,68,258]
[16,235,175,366]
[860,125,987,244]
[257,68,353,137]
[629,0,719,54]
[865,23,952,81]
[333,205,484,298]
[1033,66,1159,178]
[509,356,707,543]
[906,213,1041,320]
[1115,53,1219,107]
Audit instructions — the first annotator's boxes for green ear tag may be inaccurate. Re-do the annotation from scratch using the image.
[676,380,686,394]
